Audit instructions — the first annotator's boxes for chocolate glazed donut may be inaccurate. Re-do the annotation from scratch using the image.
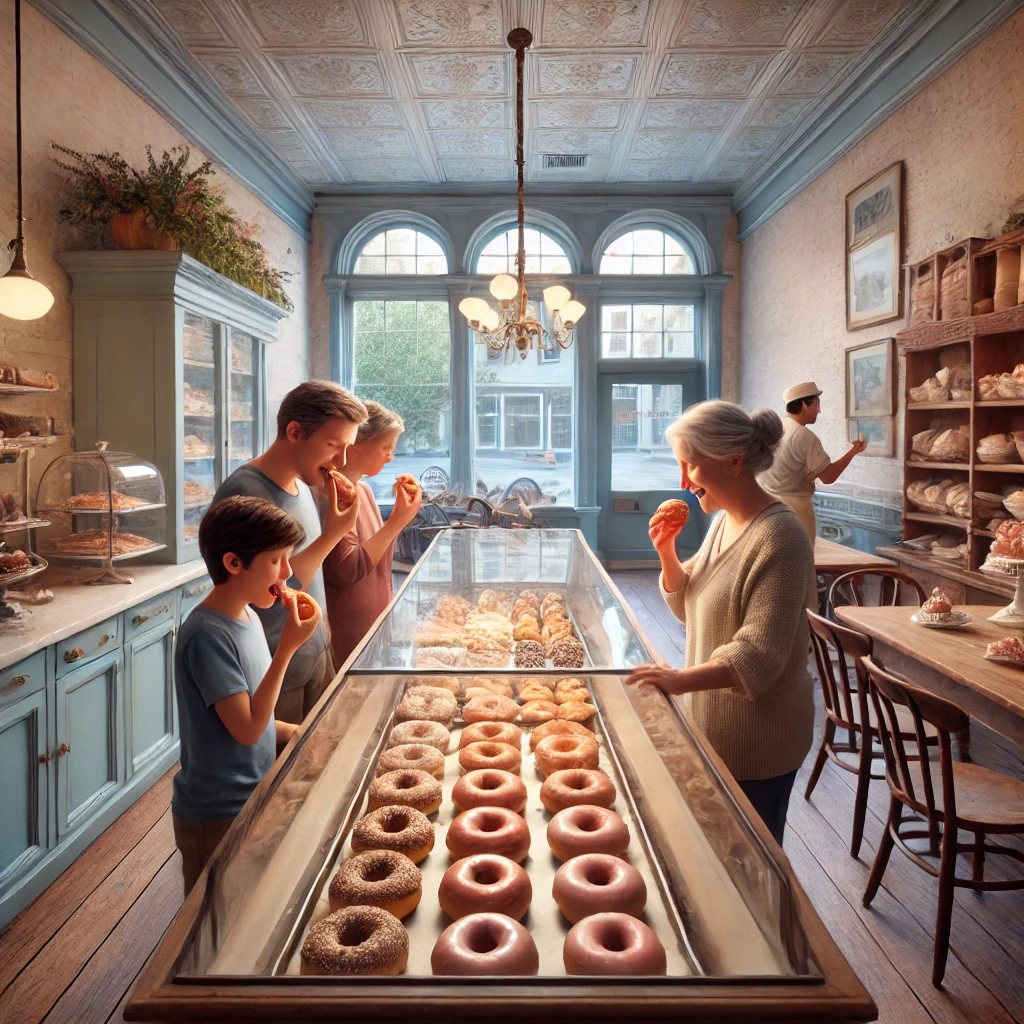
[446,806,531,863]
[552,853,646,923]
[439,854,532,920]
[432,913,539,976]
[563,912,666,976]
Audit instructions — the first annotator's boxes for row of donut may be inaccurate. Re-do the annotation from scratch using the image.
[298,699,668,976]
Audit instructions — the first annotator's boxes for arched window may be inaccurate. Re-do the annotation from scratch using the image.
[354,228,448,275]
[599,229,695,275]
[476,227,571,275]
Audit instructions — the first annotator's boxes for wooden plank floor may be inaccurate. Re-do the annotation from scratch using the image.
[1,567,1022,1023]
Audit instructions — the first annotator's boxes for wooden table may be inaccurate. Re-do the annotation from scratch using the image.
[814,536,895,574]
[834,604,1024,750]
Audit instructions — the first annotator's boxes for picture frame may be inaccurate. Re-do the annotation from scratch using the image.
[849,416,895,458]
[845,161,903,330]
[846,337,895,418]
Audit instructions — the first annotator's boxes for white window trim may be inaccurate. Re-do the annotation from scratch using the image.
[500,392,544,451]
[476,394,500,450]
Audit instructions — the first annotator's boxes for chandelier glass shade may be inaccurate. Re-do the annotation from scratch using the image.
[459,27,584,361]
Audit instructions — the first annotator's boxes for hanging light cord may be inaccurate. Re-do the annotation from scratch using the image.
[8,0,25,262]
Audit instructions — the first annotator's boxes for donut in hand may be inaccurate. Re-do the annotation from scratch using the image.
[274,583,317,620]
[322,466,357,509]
[392,473,419,499]
[649,499,689,532]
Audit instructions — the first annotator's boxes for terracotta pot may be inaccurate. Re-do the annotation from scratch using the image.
[110,210,180,252]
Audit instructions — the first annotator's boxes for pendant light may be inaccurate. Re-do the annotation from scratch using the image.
[0,0,54,320]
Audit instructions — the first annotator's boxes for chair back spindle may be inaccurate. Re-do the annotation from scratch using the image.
[828,568,926,614]
[807,610,871,729]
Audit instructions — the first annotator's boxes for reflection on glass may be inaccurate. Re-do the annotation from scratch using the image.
[611,383,685,491]
[230,331,257,475]
[601,304,695,359]
[183,313,217,543]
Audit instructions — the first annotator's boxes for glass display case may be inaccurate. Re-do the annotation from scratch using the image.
[127,530,875,1023]
[35,442,166,584]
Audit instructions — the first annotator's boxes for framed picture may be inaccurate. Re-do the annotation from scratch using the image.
[849,417,895,457]
[845,161,903,330]
[846,337,894,418]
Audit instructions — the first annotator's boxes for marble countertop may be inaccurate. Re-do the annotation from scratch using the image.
[0,559,208,670]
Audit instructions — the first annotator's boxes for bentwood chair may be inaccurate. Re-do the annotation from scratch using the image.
[805,610,939,858]
[827,567,926,616]
[861,655,1024,987]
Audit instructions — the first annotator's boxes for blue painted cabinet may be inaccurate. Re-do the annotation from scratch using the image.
[125,620,177,778]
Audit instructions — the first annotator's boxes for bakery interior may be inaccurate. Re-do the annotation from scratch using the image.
[2,0,1024,1021]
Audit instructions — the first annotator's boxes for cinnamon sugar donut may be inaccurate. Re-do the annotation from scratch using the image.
[300,907,409,976]
[368,769,442,814]
[446,806,531,862]
[432,913,538,976]
[395,685,457,725]
[459,721,522,750]
[540,769,616,813]
[388,719,451,754]
[462,694,520,724]
[459,740,522,775]
[563,913,665,976]
[547,805,629,862]
[530,719,595,750]
[329,850,422,918]
[553,853,646,923]
[439,854,532,920]
[519,699,558,723]
[351,805,435,864]
[452,769,527,814]
[376,742,445,779]
[534,732,600,777]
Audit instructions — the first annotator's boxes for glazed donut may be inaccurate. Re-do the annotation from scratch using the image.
[446,806,531,862]
[540,768,616,813]
[395,685,457,725]
[411,675,461,695]
[649,498,689,532]
[376,742,445,779]
[452,769,527,814]
[329,849,422,918]
[529,719,595,750]
[564,913,665,975]
[388,719,451,754]
[518,682,555,703]
[466,677,515,698]
[368,769,442,814]
[462,694,520,724]
[552,853,646,923]
[519,699,558,723]
[459,721,522,750]
[557,700,596,725]
[300,906,409,976]
[547,805,629,862]
[439,854,532,920]
[351,805,435,864]
[432,913,539,976]
[459,741,522,775]
[534,733,600,777]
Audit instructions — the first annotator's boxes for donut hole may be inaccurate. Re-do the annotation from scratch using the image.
[477,813,505,833]
[472,865,502,886]
[551,738,578,753]
[382,812,410,833]
[598,924,630,953]
[575,813,603,833]
[338,919,375,947]
[567,775,588,791]
[478,776,503,791]
[466,925,501,954]
[480,743,502,757]
[583,863,612,886]
[395,775,418,791]
[363,862,394,883]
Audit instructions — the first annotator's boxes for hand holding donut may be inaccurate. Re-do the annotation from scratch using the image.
[391,473,423,527]
[648,498,688,553]
[322,469,361,543]
[276,583,322,654]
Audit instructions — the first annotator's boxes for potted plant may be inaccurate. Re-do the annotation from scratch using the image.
[51,143,292,310]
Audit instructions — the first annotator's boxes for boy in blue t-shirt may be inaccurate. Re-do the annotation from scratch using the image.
[172,495,323,894]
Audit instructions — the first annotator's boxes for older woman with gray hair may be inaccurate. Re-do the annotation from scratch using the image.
[625,400,814,845]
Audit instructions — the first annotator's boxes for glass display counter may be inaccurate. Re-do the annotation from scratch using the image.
[127,530,875,1023]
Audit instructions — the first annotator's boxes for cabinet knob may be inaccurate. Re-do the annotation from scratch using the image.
[37,750,51,766]
[133,614,149,627]
[56,743,70,758]
[98,634,110,647]
[1,673,28,696]
[185,583,210,599]
[64,648,84,664]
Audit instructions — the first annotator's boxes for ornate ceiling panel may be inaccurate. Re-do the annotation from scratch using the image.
[143,0,935,191]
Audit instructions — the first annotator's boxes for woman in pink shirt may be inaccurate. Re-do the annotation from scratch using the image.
[323,402,422,668]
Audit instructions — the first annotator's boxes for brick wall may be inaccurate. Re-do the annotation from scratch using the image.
[739,5,1024,507]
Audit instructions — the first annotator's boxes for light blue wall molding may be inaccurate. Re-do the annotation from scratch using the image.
[30,0,313,240]
[734,0,1024,239]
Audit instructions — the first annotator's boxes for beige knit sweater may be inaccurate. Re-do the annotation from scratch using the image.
[661,502,815,781]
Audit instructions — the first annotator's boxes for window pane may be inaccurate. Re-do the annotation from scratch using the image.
[354,229,448,274]
[633,229,663,255]
[353,300,451,501]
[633,255,663,274]
[600,230,694,275]
[504,395,542,448]
[664,235,684,255]
[666,331,694,357]
[419,235,444,256]
[476,254,506,275]
[354,255,384,274]
[362,232,386,255]
[475,227,569,274]
[667,252,694,273]
[418,254,446,275]
[598,303,695,361]
[634,305,662,332]
[602,305,630,331]
[611,383,686,490]
[385,254,415,274]
[636,332,661,358]
[386,228,415,254]
[541,255,572,274]
[599,254,631,274]
[603,332,630,357]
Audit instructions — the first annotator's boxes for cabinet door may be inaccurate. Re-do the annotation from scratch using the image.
[227,330,260,475]
[182,311,221,546]
[125,622,177,777]
[0,688,49,888]
[55,649,124,838]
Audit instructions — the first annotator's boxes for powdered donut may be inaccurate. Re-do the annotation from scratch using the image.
[368,769,443,814]
[459,740,522,775]
[459,721,522,749]
[388,719,451,754]
[452,769,528,814]
[534,732,600,777]
[395,685,457,725]
[376,742,445,779]
[300,906,409,976]
[462,694,520,723]
[351,805,435,863]
[329,849,422,918]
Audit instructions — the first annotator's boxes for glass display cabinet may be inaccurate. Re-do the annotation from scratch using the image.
[59,251,287,562]
[127,530,875,1023]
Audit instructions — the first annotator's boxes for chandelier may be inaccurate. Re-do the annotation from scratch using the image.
[458,27,585,361]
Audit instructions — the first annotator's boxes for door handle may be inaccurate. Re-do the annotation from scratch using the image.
[133,602,170,627]
[184,583,210,599]
[64,648,84,664]
[1,673,28,696]
[56,743,70,757]
[98,634,110,647]
[37,750,51,765]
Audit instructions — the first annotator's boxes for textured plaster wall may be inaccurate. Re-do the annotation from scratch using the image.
[721,214,741,403]
[0,1,311,476]
[739,5,1024,507]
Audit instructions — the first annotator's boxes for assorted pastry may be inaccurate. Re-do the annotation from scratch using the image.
[985,635,1024,665]
[183,479,215,506]
[44,529,155,556]
[0,364,58,390]
[183,381,214,416]
[184,434,214,458]
[299,670,669,979]
[0,548,34,574]
[916,587,958,624]
[58,491,150,511]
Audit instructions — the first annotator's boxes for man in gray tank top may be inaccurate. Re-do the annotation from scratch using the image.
[213,381,367,722]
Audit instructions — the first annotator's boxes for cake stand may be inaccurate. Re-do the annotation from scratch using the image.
[981,555,1024,626]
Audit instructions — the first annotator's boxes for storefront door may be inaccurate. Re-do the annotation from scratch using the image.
[597,371,705,565]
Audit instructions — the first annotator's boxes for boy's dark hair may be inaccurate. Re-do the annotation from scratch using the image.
[199,496,306,585]
[786,395,817,415]
[276,380,368,439]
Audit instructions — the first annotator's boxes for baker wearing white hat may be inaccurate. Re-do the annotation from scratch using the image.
[758,381,867,543]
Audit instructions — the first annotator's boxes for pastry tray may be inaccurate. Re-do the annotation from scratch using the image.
[0,552,48,586]
[0,382,60,395]
[0,517,50,533]
[267,686,699,980]
[38,542,167,564]
[38,502,167,516]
